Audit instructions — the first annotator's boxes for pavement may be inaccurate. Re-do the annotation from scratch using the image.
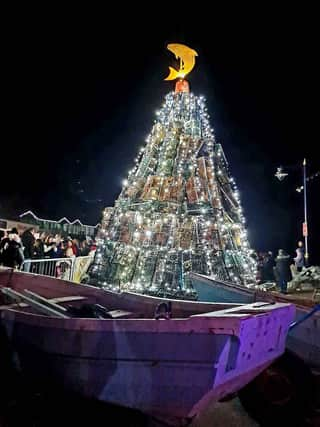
[189,398,259,427]
[146,398,259,426]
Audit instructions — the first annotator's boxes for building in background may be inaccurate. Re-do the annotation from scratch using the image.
[0,210,100,238]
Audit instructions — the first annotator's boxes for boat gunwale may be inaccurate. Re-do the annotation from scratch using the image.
[190,272,319,312]
[0,302,295,335]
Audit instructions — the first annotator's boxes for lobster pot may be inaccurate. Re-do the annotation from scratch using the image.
[189,119,201,137]
[197,157,207,180]
[101,207,114,228]
[182,252,192,276]
[178,219,193,250]
[232,226,242,248]
[158,176,184,203]
[163,252,179,288]
[198,221,215,246]
[186,177,199,204]
[169,176,184,202]
[159,177,173,201]
[125,177,146,199]
[151,254,167,288]
[156,131,179,176]
[114,246,138,285]
[191,251,206,274]
[132,249,158,287]
[186,176,208,204]
[151,122,166,144]
[118,212,133,244]
[141,176,163,201]
[119,225,130,244]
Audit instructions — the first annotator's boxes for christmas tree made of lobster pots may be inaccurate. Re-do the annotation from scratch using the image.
[88,44,256,299]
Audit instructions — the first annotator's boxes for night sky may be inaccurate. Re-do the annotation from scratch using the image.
[2,11,319,262]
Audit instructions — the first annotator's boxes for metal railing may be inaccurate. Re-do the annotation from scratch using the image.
[21,256,92,283]
[289,304,320,330]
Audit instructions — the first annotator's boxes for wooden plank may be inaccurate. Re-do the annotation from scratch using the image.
[0,296,86,311]
[0,288,69,318]
[107,310,134,319]
[0,302,28,310]
[24,290,67,312]
[50,296,86,303]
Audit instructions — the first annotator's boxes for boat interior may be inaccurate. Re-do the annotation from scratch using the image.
[0,268,283,320]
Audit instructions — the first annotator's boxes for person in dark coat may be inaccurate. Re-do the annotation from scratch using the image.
[0,230,6,264]
[275,249,292,294]
[33,239,44,259]
[21,227,35,259]
[0,230,24,269]
[21,227,36,271]
[256,252,265,283]
[79,240,90,256]
[262,251,276,282]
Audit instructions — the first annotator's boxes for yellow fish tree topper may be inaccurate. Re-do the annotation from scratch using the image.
[165,43,198,81]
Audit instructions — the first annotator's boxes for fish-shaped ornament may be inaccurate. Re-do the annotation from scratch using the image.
[165,43,198,81]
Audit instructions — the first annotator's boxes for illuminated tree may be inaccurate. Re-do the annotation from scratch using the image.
[88,45,256,298]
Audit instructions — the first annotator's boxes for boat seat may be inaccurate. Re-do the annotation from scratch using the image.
[0,304,134,319]
[191,302,279,317]
[107,310,135,319]
[0,296,86,311]
[50,296,87,303]
[0,302,28,310]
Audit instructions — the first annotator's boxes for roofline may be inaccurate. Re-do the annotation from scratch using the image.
[19,210,99,228]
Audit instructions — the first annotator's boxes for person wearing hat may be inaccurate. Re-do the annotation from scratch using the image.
[294,241,305,272]
[275,249,292,294]
[0,228,24,269]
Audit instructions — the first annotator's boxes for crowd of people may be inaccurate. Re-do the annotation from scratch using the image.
[1,227,307,294]
[255,241,306,293]
[0,227,96,269]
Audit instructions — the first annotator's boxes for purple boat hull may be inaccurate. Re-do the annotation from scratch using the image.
[190,272,320,369]
[0,269,295,425]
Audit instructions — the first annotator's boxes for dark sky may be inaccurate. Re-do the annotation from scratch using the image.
[2,10,319,262]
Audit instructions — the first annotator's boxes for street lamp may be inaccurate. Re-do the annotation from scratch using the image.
[302,159,309,264]
[275,159,309,265]
[274,166,288,181]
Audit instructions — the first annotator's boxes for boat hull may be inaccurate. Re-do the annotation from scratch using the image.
[1,308,292,425]
[191,273,320,369]
[0,269,295,425]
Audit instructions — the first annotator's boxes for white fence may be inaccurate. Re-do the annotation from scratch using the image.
[21,256,93,283]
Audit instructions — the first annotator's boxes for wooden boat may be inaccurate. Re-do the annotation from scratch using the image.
[190,273,320,425]
[190,272,320,369]
[0,268,294,426]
